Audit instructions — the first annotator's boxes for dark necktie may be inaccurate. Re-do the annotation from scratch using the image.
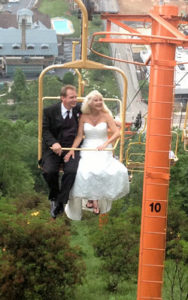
[64,110,71,125]
[65,110,70,120]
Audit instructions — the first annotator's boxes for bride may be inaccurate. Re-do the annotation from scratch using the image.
[64,90,130,220]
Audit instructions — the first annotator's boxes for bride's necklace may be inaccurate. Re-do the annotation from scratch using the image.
[90,114,101,125]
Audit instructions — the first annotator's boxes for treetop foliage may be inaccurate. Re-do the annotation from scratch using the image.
[0,198,85,300]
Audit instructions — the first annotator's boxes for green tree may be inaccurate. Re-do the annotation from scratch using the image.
[169,153,188,213]
[10,68,28,103]
[163,259,188,300]
[91,204,140,292]
[163,133,188,299]
[0,199,85,300]
[62,71,75,85]
[0,119,34,196]
[0,74,64,122]
[43,76,62,98]
[18,120,45,192]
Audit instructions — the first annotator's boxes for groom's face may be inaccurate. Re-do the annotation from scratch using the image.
[62,88,77,110]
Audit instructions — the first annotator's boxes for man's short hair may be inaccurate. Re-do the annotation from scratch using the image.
[60,85,76,97]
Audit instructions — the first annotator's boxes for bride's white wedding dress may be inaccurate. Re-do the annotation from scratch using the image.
[65,122,130,220]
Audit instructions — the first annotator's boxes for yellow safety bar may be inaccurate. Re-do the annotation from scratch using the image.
[182,102,188,151]
[38,0,128,163]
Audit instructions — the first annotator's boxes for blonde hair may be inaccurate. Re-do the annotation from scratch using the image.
[81,90,112,115]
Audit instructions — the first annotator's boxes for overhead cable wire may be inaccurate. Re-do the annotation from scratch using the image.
[127,72,150,111]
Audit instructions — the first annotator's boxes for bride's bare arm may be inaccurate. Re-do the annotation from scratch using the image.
[64,116,84,162]
[97,114,120,150]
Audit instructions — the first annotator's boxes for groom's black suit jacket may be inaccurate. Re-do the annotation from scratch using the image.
[42,101,82,156]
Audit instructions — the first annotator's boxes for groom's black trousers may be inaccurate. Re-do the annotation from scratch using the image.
[42,150,80,205]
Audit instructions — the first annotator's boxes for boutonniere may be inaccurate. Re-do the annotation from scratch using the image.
[77,113,80,117]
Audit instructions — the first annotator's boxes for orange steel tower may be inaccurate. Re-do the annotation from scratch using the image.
[137,5,181,300]
[90,4,188,299]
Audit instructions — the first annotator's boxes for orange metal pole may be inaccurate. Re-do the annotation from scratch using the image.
[137,5,178,300]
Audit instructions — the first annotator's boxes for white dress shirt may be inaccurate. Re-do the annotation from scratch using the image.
[61,103,73,119]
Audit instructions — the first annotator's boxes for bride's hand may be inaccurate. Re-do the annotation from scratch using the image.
[64,150,75,162]
[97,142,108,151]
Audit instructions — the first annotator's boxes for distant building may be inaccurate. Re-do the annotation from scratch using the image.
[0,8,58,77]
[0,9,51,29]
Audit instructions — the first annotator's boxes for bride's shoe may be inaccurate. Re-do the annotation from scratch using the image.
[86,200,93,209]
[93,207,100,215]
[93,201,100,215]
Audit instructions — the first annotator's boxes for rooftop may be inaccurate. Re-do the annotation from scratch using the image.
[0,28,58,56]
[0,8,51,29]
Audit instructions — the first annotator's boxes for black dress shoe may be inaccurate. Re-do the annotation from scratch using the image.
[50,200,64,219]
[58,203,64,215]
[50,200,59,219]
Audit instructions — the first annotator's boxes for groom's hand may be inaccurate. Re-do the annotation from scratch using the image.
[51,143,62,156]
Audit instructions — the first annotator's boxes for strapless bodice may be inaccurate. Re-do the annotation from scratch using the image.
[80,122,111,157]
[83,122,108,141]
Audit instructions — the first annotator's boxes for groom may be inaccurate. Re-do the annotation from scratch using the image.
[41,85,81,218]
